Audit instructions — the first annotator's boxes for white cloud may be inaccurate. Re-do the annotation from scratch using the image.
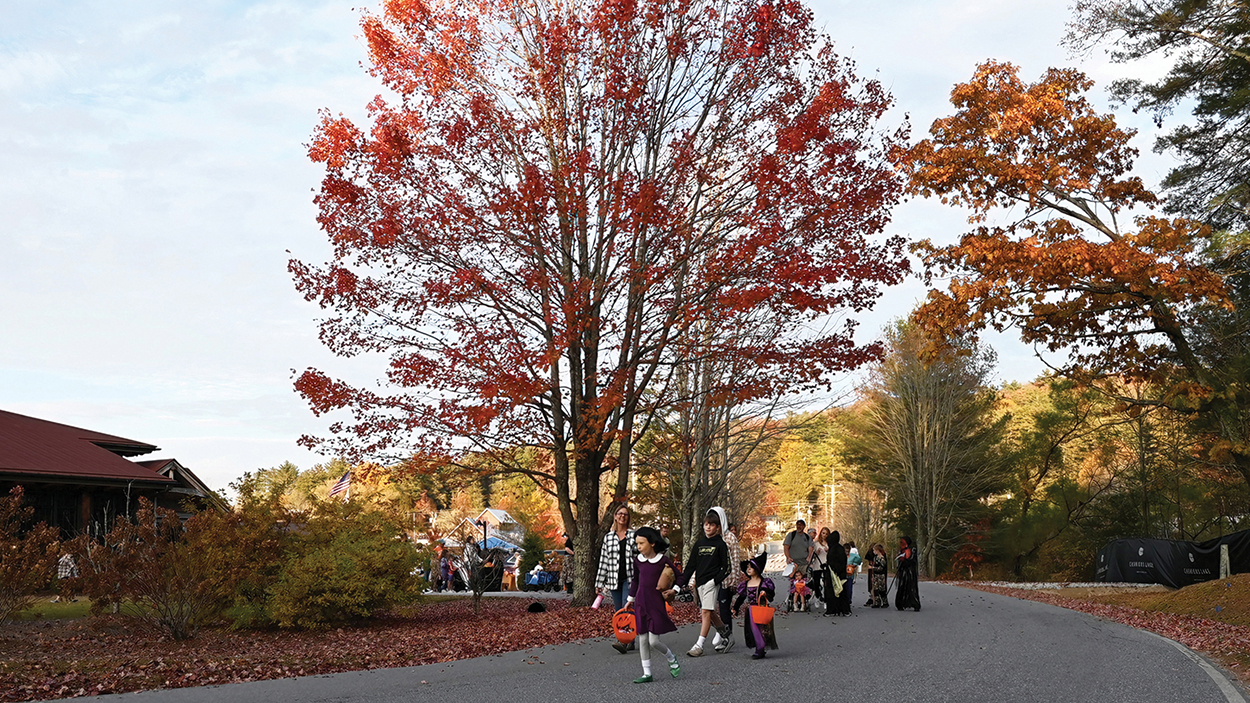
[0,50,67,92]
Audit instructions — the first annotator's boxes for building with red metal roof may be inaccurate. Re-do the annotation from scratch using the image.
[0,409,224,536]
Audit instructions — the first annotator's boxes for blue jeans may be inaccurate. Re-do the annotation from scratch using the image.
[609,579,631,611]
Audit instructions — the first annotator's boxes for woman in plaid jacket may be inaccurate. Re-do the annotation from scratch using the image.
[596,504,638,653]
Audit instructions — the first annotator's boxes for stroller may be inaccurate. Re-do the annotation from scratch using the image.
[782,564,815,613]
[524,567,561,592]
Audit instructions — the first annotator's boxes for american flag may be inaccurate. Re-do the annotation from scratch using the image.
[329,470,351,500]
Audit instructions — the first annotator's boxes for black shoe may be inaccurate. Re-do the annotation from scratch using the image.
[613,642,629,654]
[751,651,766,659]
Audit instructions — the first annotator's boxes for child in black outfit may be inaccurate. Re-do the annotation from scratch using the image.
[683,509,733,656]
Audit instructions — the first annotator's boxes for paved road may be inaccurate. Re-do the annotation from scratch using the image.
[61,583,1245,703]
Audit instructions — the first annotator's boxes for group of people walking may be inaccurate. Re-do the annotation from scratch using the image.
[595,507,921,683]
[780,518,920,614]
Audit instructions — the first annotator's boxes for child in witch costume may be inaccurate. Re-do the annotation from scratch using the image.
[732,553,778,659]
[626,527,682,683]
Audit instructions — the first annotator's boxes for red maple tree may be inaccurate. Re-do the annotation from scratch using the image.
[292,0,909,604]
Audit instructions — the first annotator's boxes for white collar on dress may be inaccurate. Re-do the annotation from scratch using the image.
[637,552,664,563]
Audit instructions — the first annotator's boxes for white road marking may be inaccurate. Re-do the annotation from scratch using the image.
[1143,631,1247,703]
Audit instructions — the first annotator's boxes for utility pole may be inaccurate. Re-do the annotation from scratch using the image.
[829,465,836,518]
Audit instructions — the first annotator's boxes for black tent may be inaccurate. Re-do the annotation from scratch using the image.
[1096,529,1250,588]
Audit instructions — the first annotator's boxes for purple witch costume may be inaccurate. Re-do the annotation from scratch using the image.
[628,553,678,635]
[732,553,779,655]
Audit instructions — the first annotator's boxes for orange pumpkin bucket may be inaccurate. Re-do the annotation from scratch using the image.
[750,591,774,625]
[613,607,637,644]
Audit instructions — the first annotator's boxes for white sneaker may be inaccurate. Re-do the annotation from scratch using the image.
[686,645,704,657]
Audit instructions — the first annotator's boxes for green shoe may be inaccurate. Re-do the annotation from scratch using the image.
[669,659,681,678]
[633,675,654,684]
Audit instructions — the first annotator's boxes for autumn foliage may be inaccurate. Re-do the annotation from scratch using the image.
[901,61,1250,483]
[64,498,422,638]
[904,61,1227,374]
[293,0,909,603]
[70,501,258,640]
[0,487,60,624]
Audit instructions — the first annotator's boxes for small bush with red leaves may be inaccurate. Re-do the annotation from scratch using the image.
[69,500,253,640]
[0,487,60,624]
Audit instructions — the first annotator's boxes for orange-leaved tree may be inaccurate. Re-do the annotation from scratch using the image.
[901,61,1250,487]
[293,0,909,605]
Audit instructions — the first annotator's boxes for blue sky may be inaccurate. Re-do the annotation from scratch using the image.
[0,0,1176,493]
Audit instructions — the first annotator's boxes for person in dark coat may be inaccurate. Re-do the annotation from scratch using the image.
[823,530,851,616]
[894,535,921,611]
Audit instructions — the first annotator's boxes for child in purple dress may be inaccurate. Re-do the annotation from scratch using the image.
[732,553,778,659]
[626,526,681,683]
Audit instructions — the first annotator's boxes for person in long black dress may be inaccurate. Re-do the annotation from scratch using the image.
[823,530,851,616]
[870,543,889,608]
[894,535,921,611]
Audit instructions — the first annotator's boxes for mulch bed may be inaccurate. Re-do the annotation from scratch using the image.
[0,598,700,701]
[963,583,1250,683]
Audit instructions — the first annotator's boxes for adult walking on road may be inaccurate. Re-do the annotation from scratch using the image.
[782,519,812,572]
[894,535,921,611]
[782,518,812,611]
[717,514,740,641]
[810,527,829,607]
[597,504,638,653]
[824,530,850,616]
[845,540,861,611]
[869,543,888,607]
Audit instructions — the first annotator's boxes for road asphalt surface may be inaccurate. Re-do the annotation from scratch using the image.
[52,582,1245,703]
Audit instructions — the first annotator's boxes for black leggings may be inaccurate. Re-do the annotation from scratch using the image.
[809,568,825,601]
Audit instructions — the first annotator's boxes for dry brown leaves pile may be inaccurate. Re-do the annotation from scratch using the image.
[0,599,699,701]
[966,583,1250,683]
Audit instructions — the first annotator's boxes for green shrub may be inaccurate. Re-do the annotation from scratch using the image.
[266,501,423,629]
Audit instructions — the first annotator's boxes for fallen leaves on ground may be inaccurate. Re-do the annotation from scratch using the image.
[964,582,1250,683]
[0,599,699,701]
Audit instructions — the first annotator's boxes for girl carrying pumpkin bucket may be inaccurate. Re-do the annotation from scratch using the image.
[731,553,778,659]
[622,526,681,683]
